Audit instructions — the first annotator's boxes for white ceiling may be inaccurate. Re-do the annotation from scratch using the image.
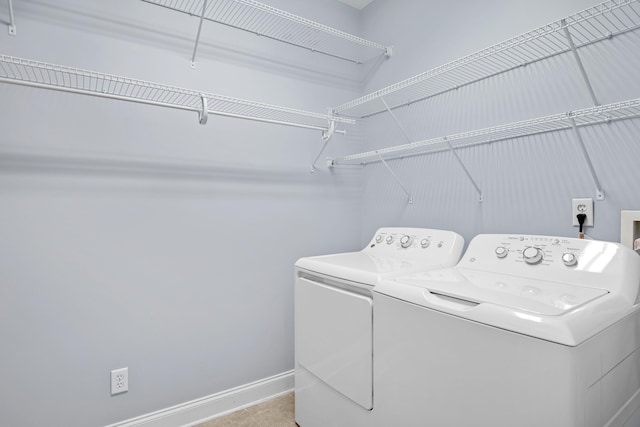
[336,0,374,10]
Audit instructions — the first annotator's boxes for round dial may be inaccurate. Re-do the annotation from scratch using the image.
[400,235,413,248]
[386,235,395,245]
[495,246,508,258]
[522,247,543,265]
[562,252,578,267]
[375,235,383,243]
[420,239,430,248]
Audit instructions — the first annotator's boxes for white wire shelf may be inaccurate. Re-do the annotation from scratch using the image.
[0,54,355,132]
[334,0,640,118]
[331,98,640,165]
[141,0,391,64]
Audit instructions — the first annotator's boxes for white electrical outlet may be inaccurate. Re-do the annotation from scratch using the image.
[572,198,594,227]
[111,367,128,395]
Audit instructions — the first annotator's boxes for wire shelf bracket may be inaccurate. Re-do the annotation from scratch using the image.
[378,151,413,205]
[444,137,484,202]
[190,0,208,68]
[381,96,412,145]
[7,0,15,36]
[141,0,392,65]
[562,19,600,106]
[379,96,413,202]
[333,0,640,118]
[0,54,355,137]
[569,117,605,200]
[382,96,482,202]
[310,113,341,173]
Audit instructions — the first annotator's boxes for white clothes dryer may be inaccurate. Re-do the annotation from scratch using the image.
[374,234,640,427]
[294,227,464,427]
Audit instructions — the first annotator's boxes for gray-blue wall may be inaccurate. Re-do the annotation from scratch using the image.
[0,1,363,425]
[1,1,639,426]
[355,0,640,246]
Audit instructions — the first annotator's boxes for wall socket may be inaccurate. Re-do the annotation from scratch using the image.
[111,367,128,395]
[572,198,594,227]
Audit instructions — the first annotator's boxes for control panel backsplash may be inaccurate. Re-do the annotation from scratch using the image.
[458,234,640,297]
[366,228,464,264]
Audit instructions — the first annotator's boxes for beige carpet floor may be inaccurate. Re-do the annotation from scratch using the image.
[195,393,296,427]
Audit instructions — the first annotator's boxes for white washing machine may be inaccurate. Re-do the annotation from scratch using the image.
[374,234,640,427]
[294,227,464,427]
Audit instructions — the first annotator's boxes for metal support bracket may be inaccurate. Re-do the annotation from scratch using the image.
[198,94,208,125]
[190,0,208,68]
[562,19,599,106]
[444,138,483,202]
[310,112,345,173]
[378,151,413,204]
[569,117,605,200]
[310,118,335,173]
[8,0,16,36]
[378,96,413,202]
[381,96,412,144]
[310,138,331,173]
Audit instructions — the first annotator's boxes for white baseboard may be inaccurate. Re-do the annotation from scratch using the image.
[105,370,294,427]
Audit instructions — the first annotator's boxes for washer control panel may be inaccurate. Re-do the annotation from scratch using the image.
[478,235,583,268]
[365,227,464,265]
[458,234,640,296]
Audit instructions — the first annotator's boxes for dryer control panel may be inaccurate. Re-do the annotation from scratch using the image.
[366,227,464,266]
[458,234,640,301]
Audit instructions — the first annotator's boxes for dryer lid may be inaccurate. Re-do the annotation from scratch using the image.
[295,227,465,286]
[296,252,423,286]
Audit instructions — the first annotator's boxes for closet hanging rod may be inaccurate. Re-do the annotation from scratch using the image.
[0,54,354,132]
[330,98,640,165]
[141,0,392,64]
[334,0,640,118]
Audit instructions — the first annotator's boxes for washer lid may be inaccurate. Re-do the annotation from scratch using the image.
[296,252,420,286]
[376,268,623,346]
[398,268,609,316]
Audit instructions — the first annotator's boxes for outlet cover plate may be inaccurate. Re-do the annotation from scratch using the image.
[572,198,594,227]
[111,367,128,395]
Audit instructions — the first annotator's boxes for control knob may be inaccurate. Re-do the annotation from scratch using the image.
[375,235,383,243]
[386,235,395,245]
[495,246,508,258]
[400,235,413,248]
[562,252,578,267]
[420,239,430,248]
[523,247,543,265]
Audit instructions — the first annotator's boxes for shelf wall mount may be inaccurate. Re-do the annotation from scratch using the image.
[561,18,600,106]
[310,112,343,173]
[378,151,413,205]
[7,0,15,35]
[190,0,208,68]
[568,117,605,200]
[443,137,484,202]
